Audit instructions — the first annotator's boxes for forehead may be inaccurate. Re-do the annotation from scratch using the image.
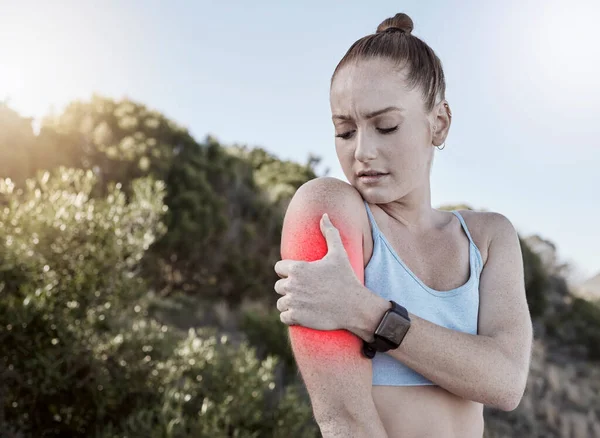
[330,58,420,114]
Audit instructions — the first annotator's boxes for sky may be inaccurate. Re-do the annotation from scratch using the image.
[1,0,599,282]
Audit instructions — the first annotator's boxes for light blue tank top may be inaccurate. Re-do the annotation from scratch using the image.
[363,200,482,386]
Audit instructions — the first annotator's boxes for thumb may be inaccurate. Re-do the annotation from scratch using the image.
[320,213,343,256]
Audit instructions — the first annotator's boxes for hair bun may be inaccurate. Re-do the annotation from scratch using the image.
[376,13,414,35]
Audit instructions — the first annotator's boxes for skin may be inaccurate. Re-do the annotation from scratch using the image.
[274,56,533,438]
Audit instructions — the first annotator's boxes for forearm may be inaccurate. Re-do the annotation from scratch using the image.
[393,314,521,410]
[319,402,389,438]
[355,293,525,410]
[288,325,388,437]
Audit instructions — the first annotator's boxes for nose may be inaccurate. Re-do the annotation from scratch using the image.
[354,129,377,162]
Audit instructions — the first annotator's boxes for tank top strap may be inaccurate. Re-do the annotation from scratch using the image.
[451,210,483,274]
[363,200,382,238]
[451,210,476,247]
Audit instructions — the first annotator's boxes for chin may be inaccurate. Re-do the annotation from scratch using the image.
[360,185,408,204]
[355,187,393,204]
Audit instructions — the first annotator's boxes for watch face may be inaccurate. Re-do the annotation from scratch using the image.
[376,311,410,346]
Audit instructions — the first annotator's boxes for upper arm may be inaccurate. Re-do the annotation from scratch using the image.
[279,176,375,419]
[477,213,533,391]
[281,176,366,281]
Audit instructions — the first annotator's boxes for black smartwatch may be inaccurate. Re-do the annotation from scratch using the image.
[362,300,411,359]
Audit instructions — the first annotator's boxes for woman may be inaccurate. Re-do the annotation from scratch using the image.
[273,12,533,438]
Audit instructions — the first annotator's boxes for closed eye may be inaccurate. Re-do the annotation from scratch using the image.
[335,126,398,140]
[335,130,355,140]
[378,126,398,134]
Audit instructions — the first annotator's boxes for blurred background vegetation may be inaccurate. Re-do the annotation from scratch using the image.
[1,96,599,437]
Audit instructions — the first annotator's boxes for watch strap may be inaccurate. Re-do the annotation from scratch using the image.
[390,300,409,320]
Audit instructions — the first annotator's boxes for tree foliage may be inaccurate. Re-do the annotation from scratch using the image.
[0,167,317,437]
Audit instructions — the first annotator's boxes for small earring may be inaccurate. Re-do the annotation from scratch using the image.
[432,125,444,150]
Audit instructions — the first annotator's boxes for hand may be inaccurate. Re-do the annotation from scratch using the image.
[274,213,367,331]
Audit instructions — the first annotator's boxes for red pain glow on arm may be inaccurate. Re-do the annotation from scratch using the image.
[281,213,365,366]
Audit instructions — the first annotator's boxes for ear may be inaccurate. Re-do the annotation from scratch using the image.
[431,100,452,147]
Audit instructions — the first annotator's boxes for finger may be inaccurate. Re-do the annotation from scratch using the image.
[274,259,298,278]
[276,295,289,312]
[274,278,288,296]
[276,259,309,278]
[320,213,344,256]
[279,309,295,326]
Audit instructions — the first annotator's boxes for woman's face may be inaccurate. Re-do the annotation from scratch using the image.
[330,57,436,204]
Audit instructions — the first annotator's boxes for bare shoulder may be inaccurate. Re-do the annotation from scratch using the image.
[454,210,518,266]
[282,176,370,271]
[291,177,365,217]
[293,176,364,208]
[286,176,370,238]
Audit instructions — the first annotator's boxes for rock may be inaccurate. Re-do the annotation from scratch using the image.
[570,412,589,438]
[483,336,600,437]
[547,365,562,392]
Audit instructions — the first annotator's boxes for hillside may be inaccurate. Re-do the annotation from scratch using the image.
[577,273,600,300]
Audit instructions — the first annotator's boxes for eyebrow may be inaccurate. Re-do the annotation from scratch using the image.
[332,106,404,121]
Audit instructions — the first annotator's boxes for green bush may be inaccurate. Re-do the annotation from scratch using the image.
[240,307,297,380]
[94,325,318,438]
[519,237,549,317]
[0,168,317,437]
[562,298,600,360]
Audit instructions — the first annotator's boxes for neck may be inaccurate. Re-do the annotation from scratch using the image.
[377,180,442,233]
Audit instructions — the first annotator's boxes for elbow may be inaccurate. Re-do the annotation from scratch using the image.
[493,371,527,412]
[317,402,387,438]
[488,343,530,412]
[495,391,522,412]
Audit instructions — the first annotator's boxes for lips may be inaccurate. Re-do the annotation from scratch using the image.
[357,171,389,177]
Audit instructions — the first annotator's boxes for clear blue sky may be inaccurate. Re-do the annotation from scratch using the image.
[1,0,599,281]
